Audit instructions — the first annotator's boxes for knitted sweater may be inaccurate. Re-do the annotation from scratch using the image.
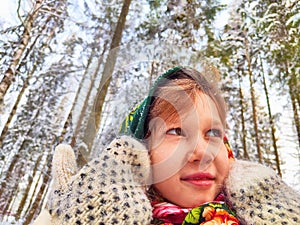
[33,136,300,225]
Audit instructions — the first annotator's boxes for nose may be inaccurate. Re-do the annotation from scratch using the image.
[187,136,216,169]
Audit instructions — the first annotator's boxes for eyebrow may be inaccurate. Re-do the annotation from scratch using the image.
[180,115,224,130]
[209,120,224,127]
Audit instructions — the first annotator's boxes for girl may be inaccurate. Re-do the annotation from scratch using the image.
[120,66,239,224]
[34,66,300,225]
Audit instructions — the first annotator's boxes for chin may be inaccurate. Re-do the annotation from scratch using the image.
[186,199,211,208]
[193,195,217,206]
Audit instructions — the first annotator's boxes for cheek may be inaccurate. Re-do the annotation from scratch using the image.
[153,177,176,195]
[150,140,179,164]
[150,143,186,184]
[215,148,230,177]
[150,147,169,164]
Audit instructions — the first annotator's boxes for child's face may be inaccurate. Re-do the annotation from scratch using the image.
[149,92,230,208]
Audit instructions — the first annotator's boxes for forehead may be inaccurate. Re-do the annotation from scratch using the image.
[152,91,222,126]
[174,92,222,124]
[194,92,220,115]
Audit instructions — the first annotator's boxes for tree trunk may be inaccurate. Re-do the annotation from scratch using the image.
[22,152,52,225]
[283,60,300,149]
[288,77,300,148]
[60,48,97,146]
[245,36,263,163]
[0,0,43,104]
[72,50,105,167]
[94,0,132,130]
[0,16,57,147]
[237,69,249,159]
[63,51,95,145]
[260,56,281,176]
[0,93,46,217]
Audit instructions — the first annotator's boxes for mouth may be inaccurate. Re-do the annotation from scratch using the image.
[181,172,215,187]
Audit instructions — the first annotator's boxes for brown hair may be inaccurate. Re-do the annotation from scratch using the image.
[146,68,226,133]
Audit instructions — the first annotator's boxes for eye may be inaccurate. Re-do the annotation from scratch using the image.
[206,129,223,138]
[166,127,184,136]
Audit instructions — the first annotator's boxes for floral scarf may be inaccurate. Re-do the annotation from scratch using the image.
[151,193,240,225]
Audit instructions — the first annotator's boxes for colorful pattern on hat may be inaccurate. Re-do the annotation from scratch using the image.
[119,66,183,139]
[119,66,234,159]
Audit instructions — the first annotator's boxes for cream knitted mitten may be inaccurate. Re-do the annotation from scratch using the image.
[224,160,300,225]
[47,136,152,225]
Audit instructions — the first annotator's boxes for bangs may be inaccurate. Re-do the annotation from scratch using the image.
[147,78,197,132]
[146,69,227,136]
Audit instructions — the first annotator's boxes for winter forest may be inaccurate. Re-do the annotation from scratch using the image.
[0,0,299,224]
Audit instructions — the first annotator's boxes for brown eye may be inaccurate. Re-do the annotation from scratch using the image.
[166,128,184,136]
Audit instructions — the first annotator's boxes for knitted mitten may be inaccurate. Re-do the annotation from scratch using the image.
[48,136,152,225]
[224,160,300,225]
[33,144,77,225]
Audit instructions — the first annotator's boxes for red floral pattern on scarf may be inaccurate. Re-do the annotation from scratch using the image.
[151,193,240,225]
[152,201,191,224]
[196,204,239,225]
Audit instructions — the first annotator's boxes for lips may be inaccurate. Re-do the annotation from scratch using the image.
[181,172,215,187]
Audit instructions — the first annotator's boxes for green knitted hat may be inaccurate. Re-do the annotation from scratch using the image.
[119,66,183,139]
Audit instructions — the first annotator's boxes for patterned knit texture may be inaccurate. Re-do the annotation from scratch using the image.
[224,160,300,225]
[48,136,152,225]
